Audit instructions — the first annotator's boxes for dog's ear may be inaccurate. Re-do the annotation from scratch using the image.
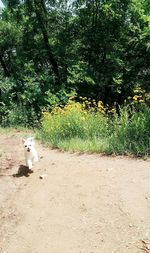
[22,139,26,143]
[28,137,34,142]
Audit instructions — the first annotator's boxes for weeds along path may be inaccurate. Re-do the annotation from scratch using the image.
[0,130,150,253]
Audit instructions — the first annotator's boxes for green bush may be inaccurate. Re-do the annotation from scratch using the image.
[1,104,39,128]
[39,99,109,148]
[39,100,150,156]
[109,105,150,156]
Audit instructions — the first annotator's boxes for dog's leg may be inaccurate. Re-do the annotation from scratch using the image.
[27,159,33,170]
[33,155,38,163]
[33,151,39,163]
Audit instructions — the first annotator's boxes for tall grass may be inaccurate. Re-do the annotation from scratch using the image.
[1,104,39,128]
[109,105,150,155]
[39,101,109,148]
[38,99,150,156]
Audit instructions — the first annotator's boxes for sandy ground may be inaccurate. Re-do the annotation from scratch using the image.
[0,130,150,253]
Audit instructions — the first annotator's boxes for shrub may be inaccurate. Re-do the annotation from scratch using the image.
[39,98,109,149]
[1,104,39,128]
[109,104,150,156]
[39,99,150,156]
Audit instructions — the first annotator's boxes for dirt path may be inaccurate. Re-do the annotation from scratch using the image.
[0,130,150,253]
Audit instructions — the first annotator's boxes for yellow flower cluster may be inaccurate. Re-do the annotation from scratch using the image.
[97,101,106,114]
[42,109,52,120]
[131,86,144,103]
[42,96,117,120]
[133,95,144,102]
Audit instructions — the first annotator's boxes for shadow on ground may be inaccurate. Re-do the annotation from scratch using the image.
[13,165,33,177]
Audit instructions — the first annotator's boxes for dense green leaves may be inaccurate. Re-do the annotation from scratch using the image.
[0,0,150,125]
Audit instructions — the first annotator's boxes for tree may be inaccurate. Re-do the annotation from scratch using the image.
[0,0,150,117]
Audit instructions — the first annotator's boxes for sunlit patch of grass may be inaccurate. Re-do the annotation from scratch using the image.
[57,137,110,153]
[39,98,110,150]
[38,97,150,156]
[108,104,150,156]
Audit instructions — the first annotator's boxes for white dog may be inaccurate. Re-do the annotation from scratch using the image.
[22,137,38,170]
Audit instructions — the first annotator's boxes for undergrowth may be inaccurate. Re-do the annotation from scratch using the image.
[38,97,150,156]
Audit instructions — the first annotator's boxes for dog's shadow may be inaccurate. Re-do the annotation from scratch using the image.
[13,165,33,178]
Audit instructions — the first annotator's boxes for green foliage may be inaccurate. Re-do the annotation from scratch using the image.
[39,99,109,149]
[0,0,150,105]
[45,89,76,110]
[109,104,150,155]
[39,100,150,156]
[1,104,38,128]
[0,74,75,127]
[0,0,150,159]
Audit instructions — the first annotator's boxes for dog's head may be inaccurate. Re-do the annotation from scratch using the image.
[22,138,35,153]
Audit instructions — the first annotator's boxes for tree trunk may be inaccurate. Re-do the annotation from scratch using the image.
[0,55,11,77]
[33,0,60,82]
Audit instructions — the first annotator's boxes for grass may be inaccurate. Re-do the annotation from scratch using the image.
[1,97,149,157]
[38,99,150,157]
[54,137,110,153]
[0,104,39,128]
[108,105,150,156]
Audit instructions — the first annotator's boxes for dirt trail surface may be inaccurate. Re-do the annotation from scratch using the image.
[0,130,150,253]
